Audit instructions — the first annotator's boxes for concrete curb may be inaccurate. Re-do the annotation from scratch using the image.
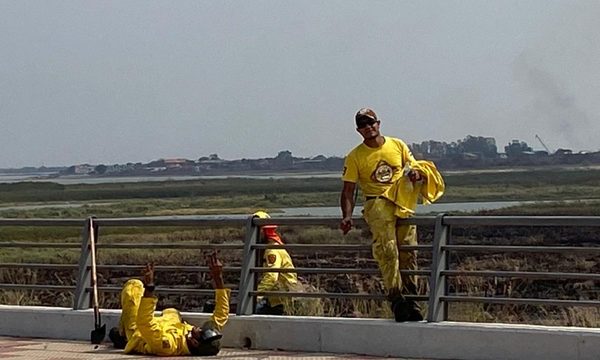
[1,305,599,360]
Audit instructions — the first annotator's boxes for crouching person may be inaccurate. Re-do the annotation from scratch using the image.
[253,211,300,315]
[109,253,230,356]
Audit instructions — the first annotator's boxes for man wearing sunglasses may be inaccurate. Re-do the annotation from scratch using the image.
[339,108,445,322]
[109,253,230,356]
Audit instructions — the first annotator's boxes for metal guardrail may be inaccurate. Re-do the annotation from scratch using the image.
[0,215,599,322]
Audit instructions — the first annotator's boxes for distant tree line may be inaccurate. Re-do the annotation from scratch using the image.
[4,135,600,177]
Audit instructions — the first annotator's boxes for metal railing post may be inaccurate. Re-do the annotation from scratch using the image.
[236,215,260,315]
[73,218,92,310]
[427,213,449,322]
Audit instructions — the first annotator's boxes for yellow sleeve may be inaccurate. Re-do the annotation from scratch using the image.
[257,249,282,292]
[396,138,445,203]
[342,151,358,183]
[209,288,231,331]
[136,297,176,355]
[401,139,418,167]
[412,160,445,203]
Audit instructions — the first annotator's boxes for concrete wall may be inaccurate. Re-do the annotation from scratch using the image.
[1,305,600,360]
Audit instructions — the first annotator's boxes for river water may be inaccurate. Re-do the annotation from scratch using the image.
[0,172,341,184]
[281,201,526,216]
[1,173,592,216]
[0,200,541,217]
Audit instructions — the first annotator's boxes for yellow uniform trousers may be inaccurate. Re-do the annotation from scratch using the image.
[363,198,418,299]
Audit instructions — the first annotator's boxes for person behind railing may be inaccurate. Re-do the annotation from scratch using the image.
[108,252,230,356]
[339,108,445,322]
[253,210,300,315]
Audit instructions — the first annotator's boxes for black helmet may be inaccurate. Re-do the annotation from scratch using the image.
[200,327,222,343]
[189,321,223,356]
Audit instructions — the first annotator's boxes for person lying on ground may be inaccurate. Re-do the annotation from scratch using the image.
[109,253,230,356]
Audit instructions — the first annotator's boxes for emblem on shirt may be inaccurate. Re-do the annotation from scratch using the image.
[267,254,277,265]
[371,160,396,183]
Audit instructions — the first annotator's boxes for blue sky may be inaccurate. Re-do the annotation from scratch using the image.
[1,1,599,167]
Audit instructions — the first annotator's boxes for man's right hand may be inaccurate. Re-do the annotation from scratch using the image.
[340,217,353,235]
[142,263,155,297]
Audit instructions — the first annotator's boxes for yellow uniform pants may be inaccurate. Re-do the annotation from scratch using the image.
[363,198,418,299]
[118,279,182,340]
[119,279,144,340]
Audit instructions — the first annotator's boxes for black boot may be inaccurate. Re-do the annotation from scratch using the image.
[406,301,424,321]
[108,327,127,349]
[268,304,285,315]
[257,303,284,315]
[391,297,411,322]
[202,300,216,313]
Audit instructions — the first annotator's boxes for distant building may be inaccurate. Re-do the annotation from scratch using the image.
[505,140,532,157]
[74,164,94,174]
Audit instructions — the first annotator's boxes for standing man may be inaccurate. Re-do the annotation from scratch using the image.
[253,210,299,315]
[339,108,445,322]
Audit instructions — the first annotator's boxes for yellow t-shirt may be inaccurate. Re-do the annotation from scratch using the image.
[342,136,416,197]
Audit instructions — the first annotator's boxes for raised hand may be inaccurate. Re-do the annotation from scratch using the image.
[142,262,155,286]
[207,252,222,278]
[206,251,224,289]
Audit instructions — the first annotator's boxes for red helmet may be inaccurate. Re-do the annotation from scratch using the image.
[252,211,284,244]
[263,227,284,244]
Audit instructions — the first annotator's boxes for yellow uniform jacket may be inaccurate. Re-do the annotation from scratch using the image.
[257,246,298,307]
[124,288,230,356]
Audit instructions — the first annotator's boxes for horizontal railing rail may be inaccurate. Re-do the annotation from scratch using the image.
[92,287,240,296]
[0,215,599,324]
[443,269,600,281]
[249,290,429,301]
[0,284,76,291]
[0,263,242,272]
[443,215,600,227]
[0,242,81,248]
[94,243,245,250]
[443,245,600,254]
[441,296,600,307]
[250,243,429,251]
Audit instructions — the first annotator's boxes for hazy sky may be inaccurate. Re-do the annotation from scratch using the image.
[1,1,599,168]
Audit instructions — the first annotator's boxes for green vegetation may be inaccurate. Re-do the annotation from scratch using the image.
[1,167,599,326]
[0,178,342,203]
[2,167,600,218]
[479,199,600,216]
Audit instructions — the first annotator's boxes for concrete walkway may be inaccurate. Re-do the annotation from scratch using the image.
[0,336,417,359]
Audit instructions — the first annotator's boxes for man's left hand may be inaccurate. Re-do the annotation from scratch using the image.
[407,169,423,183]
[206,251,225,289]
[142,263,155,286]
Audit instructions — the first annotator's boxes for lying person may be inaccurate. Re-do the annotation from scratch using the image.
[109,253,230,356]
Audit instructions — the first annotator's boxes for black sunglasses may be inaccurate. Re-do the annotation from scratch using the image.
[356,118,378,129]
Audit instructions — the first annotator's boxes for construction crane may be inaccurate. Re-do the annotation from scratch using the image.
[535,134,552,154]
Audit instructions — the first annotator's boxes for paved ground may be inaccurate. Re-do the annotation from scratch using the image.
[0,337,415,359]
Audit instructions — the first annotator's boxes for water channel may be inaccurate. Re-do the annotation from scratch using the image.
[1,173,593,217]
[0,200,550,217]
